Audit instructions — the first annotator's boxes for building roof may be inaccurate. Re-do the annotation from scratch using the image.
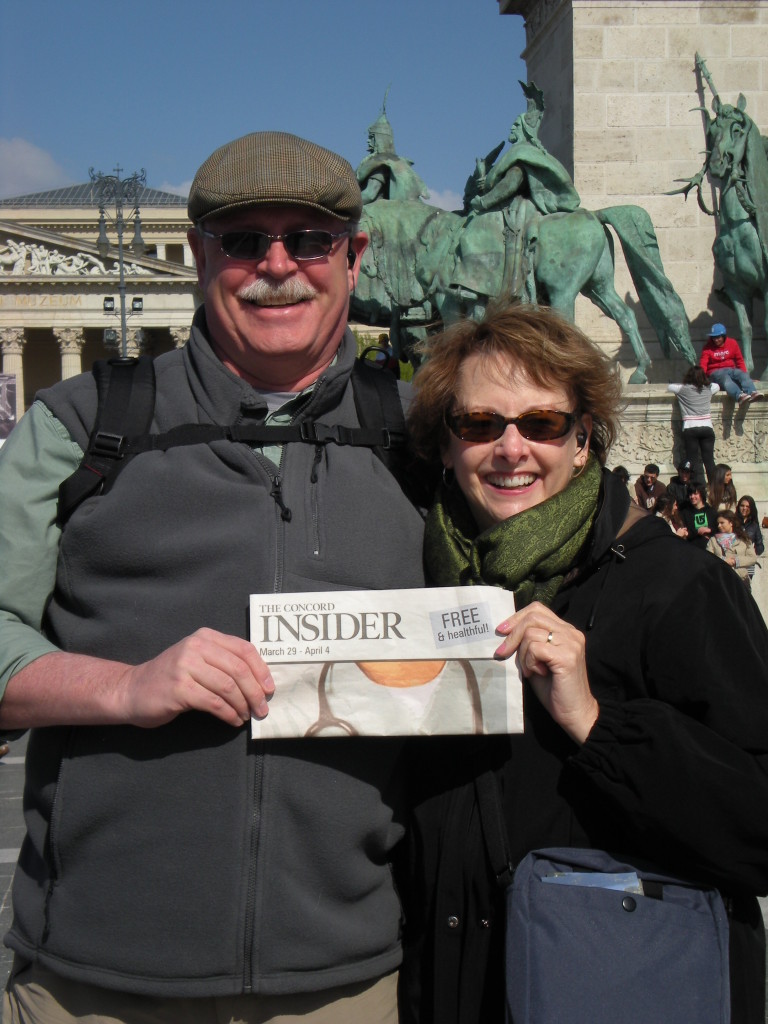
[0,183,188,208]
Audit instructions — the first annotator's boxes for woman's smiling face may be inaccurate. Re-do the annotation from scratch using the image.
[442,353,590,531]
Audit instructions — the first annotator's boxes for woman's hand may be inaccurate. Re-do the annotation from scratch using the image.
[494,602,599,745]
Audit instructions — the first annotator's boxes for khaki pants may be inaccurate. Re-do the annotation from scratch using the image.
[3,961,399,1024]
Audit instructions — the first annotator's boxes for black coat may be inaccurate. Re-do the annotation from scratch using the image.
[399,472,768,1024]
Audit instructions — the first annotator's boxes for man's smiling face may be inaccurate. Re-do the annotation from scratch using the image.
[188,204,367,392]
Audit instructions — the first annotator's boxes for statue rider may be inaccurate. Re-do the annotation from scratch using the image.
[447,82,581,315]
[357,101,429,205]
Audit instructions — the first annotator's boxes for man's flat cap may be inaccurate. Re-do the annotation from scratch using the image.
[188,131,362,223]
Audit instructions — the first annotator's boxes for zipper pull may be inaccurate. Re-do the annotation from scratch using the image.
[310,444,323,484]
[270,476,292,521]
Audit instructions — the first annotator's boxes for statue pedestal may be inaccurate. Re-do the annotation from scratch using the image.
[615,386,767,499]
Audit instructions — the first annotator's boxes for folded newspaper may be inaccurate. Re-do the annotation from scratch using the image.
[249,585,522,739]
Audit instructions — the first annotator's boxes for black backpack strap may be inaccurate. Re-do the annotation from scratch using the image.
[351,357,407,459]
[56,352,427,527]
[351,356,437,509]
[57,356,156,527]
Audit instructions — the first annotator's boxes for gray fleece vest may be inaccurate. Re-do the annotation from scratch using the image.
[8,319,426,997]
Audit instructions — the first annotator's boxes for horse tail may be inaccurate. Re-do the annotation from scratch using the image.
[596,206,696,363]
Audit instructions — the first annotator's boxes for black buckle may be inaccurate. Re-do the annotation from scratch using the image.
[300,422,339,444]
[92,431,127,457]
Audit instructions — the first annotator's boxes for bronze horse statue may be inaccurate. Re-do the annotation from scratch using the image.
[353,88,694,382]
[671,54,768,380]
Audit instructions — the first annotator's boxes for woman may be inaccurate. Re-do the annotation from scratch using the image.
[710,463,738,512]
[654,492,688,538]
[738,495,765,556]
[707,509,758,586]
[400,304,768,1024]
[667,366,719,484]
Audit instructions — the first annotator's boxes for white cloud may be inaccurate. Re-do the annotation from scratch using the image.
[0,138,74,199]
[423,187,463,213]
[158,179,192,198]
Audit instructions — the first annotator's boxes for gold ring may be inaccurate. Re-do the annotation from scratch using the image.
[546,631,554,644]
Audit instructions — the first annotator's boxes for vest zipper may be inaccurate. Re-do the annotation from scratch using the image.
[270,476,292,522]
[310,445,324,557]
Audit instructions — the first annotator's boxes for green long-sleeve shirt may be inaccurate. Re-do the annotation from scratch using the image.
[0,401,82,696]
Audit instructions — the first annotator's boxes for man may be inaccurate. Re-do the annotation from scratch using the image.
[0,132,425,1023]
[633,463,667,512]
[680,483,718,550]
[666,460,694,505]
[699,323,758,404]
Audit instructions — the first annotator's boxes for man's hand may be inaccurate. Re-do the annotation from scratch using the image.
[0,631,274,731]
[118,629,274,728]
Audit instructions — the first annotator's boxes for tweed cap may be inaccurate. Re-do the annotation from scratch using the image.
[188,131,362,224]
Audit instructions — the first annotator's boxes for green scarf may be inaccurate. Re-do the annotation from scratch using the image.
[424,455,602,609]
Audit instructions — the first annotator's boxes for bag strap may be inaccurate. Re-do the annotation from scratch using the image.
[351,356,406,466]
[57,350,418,527]
[57,356,156,527]
[474,770,515,888]
[352,355,438,509]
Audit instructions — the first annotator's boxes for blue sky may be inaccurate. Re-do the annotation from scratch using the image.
[0,0,527,210]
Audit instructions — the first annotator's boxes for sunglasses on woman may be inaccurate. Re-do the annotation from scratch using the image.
[196,227,350,261]
[446,409,578,443]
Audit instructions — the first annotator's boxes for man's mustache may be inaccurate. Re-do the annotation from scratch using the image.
[237,278,318,306]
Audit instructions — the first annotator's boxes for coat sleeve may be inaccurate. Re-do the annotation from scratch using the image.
[566,551,768,895]
[0,402,81,697]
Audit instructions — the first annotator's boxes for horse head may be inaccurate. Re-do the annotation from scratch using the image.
[707,94,750,183]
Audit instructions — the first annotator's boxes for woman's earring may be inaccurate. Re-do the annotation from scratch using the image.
[442,466,455,488]
[572,460,587,479]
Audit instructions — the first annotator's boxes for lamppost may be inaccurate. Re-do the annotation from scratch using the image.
[90,165,146,359]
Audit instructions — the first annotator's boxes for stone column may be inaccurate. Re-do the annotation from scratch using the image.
[0,327,26,421]
[53,327,85,380]
[169,327,190,349]
[155,243,167,261]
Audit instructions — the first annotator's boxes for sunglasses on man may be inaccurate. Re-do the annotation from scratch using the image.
[196,227,350,262]
[446,409,578,444]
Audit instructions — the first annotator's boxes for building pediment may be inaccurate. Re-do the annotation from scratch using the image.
[0,220,196,281]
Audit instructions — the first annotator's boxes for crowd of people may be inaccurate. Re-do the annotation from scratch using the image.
[609,459,764,589]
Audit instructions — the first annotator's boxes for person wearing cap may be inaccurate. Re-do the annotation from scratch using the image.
[0,132,425,1023]
[666,460,694,506]
[699,323,759,404]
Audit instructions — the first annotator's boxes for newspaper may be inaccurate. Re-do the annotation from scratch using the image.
[249,585,522,739]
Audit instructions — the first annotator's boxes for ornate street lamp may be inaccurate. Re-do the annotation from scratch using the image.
[90,166,147,358]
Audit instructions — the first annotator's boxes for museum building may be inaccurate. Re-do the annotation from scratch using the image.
[0,184,199,428]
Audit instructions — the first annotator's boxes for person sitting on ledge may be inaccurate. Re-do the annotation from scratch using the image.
[699,323,759,405]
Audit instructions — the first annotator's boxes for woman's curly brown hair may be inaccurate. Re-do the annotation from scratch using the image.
[407,302,623,468]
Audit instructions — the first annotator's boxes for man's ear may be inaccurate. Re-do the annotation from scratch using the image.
[347,231,368,287]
